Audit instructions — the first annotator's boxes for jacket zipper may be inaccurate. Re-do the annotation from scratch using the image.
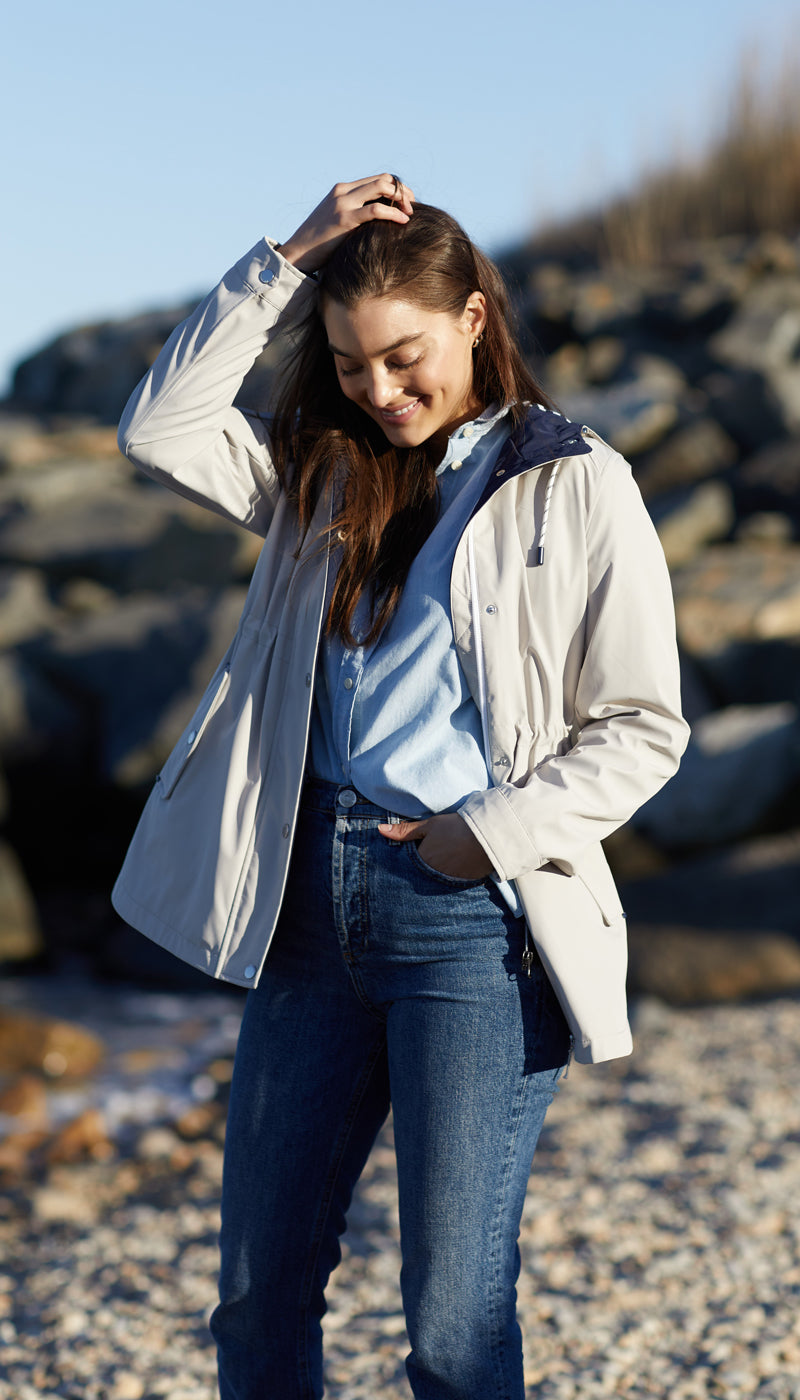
[467,523,537,978]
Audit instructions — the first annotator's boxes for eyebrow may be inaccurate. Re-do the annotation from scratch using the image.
[327,332,426,358]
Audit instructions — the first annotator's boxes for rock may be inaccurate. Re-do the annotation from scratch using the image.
[709,277,800,432]
[0,1128,48,1174]
[620,828,800,941]
[175,1103,219,1140]
[18,584,247,786]
[745,231,800,276]
[735,512,795,544]
[584,336,626,384]
[110,1372,146,1400]
[0,481,248,593]
[734,437,800,527]
[58,577,118,615]
[627,924,800,1003]
[652,480,735,568]
[46,1107,113,1164]
[0,651,85,768]
[561,381,680,456]
[700,367,787,454]
[634,703,800,846]
[0,1073,49,1128]
[635,417,738,499]
[136,1126,182,1160]
[0,839,44,963]
[0,456,132,513]
[671,541,800,654]
[0,566,56,647]
[31,1181,99,1224]
[0,419,120,472]
[10,303,196,423]
[0,412,50,469]
[0,1010,104,1078]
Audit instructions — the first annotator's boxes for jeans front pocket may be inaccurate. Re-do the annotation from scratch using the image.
[406,839,487,888]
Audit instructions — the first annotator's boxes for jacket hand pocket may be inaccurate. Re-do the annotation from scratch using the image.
[156,665,231,799]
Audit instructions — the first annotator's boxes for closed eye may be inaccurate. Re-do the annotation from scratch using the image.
[338,356,422,379]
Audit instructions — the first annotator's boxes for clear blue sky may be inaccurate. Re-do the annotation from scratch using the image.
[3,0,799,397]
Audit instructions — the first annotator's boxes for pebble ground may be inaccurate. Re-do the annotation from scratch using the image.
[1,989,799,1400]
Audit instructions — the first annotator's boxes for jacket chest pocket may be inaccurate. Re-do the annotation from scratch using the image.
[157,664,231,799]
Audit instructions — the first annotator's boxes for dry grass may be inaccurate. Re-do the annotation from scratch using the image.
[531,54,800,266]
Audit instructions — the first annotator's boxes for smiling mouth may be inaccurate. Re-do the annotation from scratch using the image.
[379,399,421,423]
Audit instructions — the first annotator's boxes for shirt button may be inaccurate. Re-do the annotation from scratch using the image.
[187,730,197,745]
[338,789,358,808]
[305,673,312,687]
[244,964,256,979]
[451,459,463,471]
[281,824,290,838]
[343,677,354,690]
[258,267,276,284]
[464,426,474,437]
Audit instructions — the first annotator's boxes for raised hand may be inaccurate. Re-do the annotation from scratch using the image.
[279,174,415,274]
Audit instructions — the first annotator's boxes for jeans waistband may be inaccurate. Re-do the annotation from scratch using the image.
[301,776,412,823]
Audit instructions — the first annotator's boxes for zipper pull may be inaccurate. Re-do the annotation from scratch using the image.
[522,947,536,978]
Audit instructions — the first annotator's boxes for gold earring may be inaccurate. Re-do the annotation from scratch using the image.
[472,334,483,349]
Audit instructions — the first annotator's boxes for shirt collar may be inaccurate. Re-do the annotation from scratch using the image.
[435,402,512,476]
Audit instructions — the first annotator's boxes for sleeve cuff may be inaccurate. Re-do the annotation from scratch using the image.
[458,785,545,882]
[234,237,318,310]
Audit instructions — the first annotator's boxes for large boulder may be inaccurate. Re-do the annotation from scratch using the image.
[622,828,800,1002]
[634,702,800,847]
[709,276,800,433]
[9,304,197,424]
[15,584,248,787]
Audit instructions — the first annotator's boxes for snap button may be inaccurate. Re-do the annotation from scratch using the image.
[485,603,497,615]
[244,964,256,979]
[258,267,276,284]
[495,468,506,477]
[343,677,354,690]
[281,824,290,838]
[338,789,357,808]
[187,730,197,745]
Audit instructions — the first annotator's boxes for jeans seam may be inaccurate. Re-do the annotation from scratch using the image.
[296,1031,387,1396]
[487,1070,531,1400]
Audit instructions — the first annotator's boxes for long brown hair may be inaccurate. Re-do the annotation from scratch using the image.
[270,201,553,645]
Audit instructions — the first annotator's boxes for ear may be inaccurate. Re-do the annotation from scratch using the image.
[463,291,487,341]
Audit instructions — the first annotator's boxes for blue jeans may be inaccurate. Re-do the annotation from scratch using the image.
[210,779,572,1400]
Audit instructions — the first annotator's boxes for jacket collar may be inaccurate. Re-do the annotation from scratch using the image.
[468,403,591,522]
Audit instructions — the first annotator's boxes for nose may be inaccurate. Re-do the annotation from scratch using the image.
[365,367,393,408]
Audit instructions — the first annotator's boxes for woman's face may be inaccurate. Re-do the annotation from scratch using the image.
[323,292,487,453]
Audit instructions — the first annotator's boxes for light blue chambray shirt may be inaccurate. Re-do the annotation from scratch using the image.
[308,403,521,913]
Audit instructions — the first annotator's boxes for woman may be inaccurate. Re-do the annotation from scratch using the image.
[113,174,688,1399]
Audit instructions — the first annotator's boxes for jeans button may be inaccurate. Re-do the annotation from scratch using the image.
[338,789,357,808]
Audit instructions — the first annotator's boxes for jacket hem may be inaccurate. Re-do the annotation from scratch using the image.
[110,880,251,989]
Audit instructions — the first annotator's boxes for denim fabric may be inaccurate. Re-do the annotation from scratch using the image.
[210,779,572,1400]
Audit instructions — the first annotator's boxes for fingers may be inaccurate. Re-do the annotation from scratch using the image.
[335,173,415,221]
[377,819,427,842]
[281,175,415,273]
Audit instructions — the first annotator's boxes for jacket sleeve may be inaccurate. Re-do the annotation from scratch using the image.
[117,238,318,536]
[458,446,690,880]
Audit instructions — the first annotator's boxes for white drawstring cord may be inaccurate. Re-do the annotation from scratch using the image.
[537,458,562,565]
